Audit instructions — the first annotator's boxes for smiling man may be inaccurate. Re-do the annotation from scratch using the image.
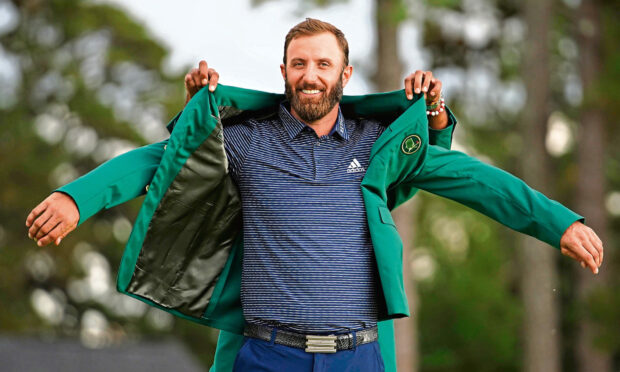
[26,18,603,372]
[283,30,351,134]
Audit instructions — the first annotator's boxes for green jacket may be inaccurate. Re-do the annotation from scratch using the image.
[58,85,582,372]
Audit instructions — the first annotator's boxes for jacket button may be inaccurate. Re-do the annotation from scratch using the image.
[145,185,149,192]
[163,144,167,150]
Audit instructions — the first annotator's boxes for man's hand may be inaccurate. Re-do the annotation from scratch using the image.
[25,192,80,247]
[185,60,219,105]
[404,70,442,105]
[404,70,448,129]
[560,221,604,275]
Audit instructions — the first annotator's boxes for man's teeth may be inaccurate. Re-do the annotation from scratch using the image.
[302,89,321,94]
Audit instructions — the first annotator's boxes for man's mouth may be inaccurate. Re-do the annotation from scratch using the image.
[298,88,324,96]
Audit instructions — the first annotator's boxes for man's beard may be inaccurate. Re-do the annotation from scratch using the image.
[284,74,343,123]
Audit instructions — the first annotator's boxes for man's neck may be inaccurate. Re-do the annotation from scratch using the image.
[290,104,340,137]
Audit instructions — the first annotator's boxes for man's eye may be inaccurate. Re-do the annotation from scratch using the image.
[320,62,330,67]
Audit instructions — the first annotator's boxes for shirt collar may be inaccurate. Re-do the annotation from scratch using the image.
[278,102,349,141]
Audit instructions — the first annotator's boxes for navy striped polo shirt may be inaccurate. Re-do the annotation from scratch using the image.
[223,103,386,333]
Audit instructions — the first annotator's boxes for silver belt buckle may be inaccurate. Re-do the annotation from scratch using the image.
[305,334,337,353]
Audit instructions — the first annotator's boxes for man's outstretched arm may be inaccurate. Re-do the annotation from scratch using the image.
[404,145,603,275]
[25,139,168,246]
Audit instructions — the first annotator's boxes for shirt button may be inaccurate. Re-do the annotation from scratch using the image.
[145,185,149,192]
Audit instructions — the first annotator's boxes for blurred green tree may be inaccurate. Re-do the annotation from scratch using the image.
[420,0,620,371]
[0,0,218,369]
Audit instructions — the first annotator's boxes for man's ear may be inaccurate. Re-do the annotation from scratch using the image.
[342,65,353,88]
[280,64,286,80]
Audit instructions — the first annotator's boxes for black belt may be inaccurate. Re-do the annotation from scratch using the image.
[243,323,378,353]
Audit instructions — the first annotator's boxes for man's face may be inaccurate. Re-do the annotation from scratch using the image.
[281,32,352,123]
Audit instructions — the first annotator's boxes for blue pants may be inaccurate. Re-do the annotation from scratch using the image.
[232,336,385,372]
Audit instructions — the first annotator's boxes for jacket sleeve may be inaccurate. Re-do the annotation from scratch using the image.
[402,145,583,249]
[52,110,186,226]
[54,139,168,226]
[428,106,457,150]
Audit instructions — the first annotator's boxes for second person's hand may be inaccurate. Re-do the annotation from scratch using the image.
[185,60,220,105]
[25,192,80,247]
[404,70,442,105]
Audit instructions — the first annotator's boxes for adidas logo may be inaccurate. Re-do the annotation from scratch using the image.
[347,158,366,173]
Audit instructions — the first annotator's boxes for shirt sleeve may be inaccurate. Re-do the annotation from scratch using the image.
[223,119,256,181]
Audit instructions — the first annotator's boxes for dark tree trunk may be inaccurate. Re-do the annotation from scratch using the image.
[574,0,611,371]
[372,0,404,88]
[391,205,420,372]
[519,0,561,370]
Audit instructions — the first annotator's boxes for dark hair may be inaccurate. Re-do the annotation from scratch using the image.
[283,18,349,67]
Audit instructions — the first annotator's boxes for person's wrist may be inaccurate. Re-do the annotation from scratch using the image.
[425,91,442,105]
[426,96,445,117]
[426,99,440,110]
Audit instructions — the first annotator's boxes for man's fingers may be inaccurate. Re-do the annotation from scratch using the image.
[185,69,199,95]
[561,247,580,261]
[587,228,604,264]
[421,71,433,93]
[191,68,203,91]
[592,235,603,266]
[54,224,71,246]
[185,62,219,103]
[184,73,194,91]
[580,234,601,267]
[37,221,64,247]
[34,215,61,243]
[55,223,75,246]
[29,210,52,240]
[578,242,599,274]
[429,79,442,98]
[40,218,77,247]
[413,70,424,94]
[561,246,590,273]
[404,71,441,100]
[199,60,209,85]
[208,68,219,92]
[561,247,588,271]
[559,221,602,274]
[404,74,414,99]
[26,201,48,228]
[562,239,598,274]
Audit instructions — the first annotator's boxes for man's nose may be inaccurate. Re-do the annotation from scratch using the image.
[302,65,319,83]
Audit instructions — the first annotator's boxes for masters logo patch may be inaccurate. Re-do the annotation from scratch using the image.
[401,134,421,155]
